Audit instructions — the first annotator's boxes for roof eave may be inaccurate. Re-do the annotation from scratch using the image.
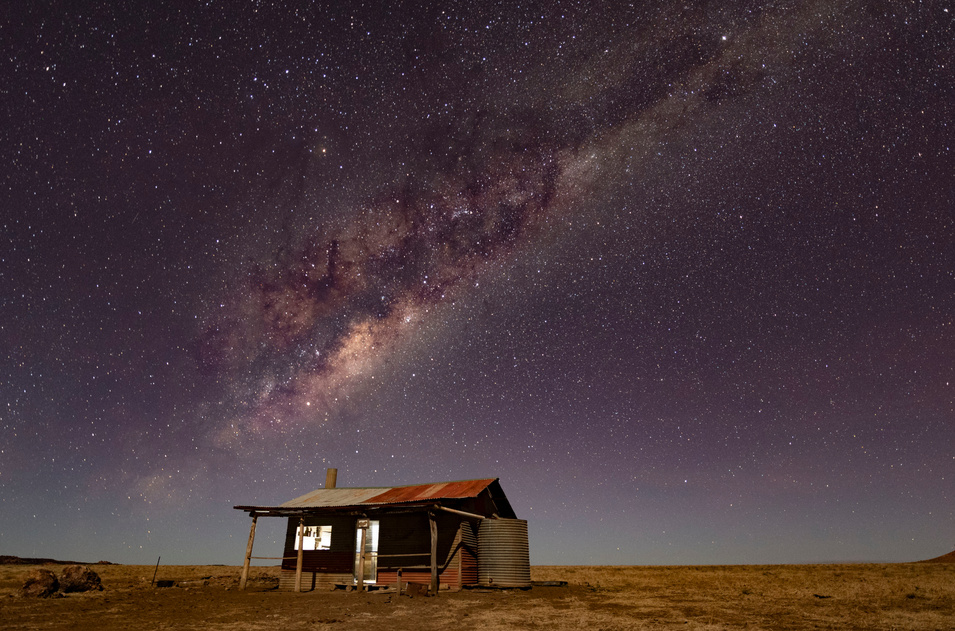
[233,499,471,517]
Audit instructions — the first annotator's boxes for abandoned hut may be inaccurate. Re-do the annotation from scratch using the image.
[233,470,530,592]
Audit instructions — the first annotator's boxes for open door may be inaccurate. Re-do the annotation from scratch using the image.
[354,520,379,584]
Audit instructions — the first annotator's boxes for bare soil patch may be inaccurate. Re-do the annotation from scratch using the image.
[1,563,952,630]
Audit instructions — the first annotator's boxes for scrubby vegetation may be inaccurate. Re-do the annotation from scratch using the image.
[2,562,952,629]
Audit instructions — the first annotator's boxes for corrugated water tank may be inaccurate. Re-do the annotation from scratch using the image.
[477,518,530,587]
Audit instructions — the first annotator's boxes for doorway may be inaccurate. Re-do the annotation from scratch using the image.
[354,520,379,584]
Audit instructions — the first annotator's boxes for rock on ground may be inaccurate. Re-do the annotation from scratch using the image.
[60,565,104,593]
[20,569,59,598]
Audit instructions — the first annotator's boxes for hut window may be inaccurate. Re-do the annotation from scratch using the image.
[295,525,332,550]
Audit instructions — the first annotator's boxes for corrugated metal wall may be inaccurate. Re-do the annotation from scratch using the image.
[459,520,479,586]
[278,569,352,591]
[276,512,479,590]
[375,512,470,589]
[280,514,355,573]
[376,512,431,570]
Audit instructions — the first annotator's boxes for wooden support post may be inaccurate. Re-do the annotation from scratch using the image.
[239,514,257,590]
[357,522,367,592]
[294,516,305,593]
[429,511,438,596]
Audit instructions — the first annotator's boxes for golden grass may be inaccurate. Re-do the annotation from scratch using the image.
[1,562,952,630]
[533,564,955,629]
[0,563,280,592]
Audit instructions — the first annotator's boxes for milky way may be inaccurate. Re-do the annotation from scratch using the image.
[3,0,952,565]
[193,1,824,444]
[195,126,568,437]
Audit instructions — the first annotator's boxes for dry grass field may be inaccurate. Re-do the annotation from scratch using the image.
[1,562,952,630]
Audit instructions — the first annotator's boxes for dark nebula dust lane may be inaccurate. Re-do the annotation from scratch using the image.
[2,0,953,565]
[194,127,568,435]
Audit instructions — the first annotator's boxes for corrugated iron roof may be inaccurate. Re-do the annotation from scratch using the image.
[279,478,498,509]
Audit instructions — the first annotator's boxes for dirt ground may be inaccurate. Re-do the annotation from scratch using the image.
[1,563,952,630]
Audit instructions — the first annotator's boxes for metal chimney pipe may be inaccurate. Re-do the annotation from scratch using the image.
[325,468,338,489]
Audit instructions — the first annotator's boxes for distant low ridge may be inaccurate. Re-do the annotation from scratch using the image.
[0,555,115,565]
[918,550,955,563]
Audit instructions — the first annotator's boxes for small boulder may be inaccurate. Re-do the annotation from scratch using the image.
[20,568,59,598]
[60,565,104,593]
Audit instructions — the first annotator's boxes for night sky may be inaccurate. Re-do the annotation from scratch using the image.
[2,1,953,567]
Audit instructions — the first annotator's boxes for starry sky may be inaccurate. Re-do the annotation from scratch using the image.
[2,1,953,566]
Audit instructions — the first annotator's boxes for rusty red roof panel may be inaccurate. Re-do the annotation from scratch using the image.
[273,478,498,510]
[365,479,496,504]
